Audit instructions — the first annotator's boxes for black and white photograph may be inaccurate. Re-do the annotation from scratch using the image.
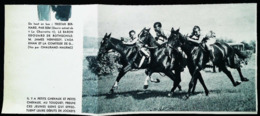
[2,3,257,115]
[37,5,72,21]
[82,4,257,114]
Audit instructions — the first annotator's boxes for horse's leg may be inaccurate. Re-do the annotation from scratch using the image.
[177,85,182,91]
[186,59,198,94]
[237,67,249,81]
[219,67,222,72]
[175,70,182,91]
[143,69,153,89]
[191,76,198,94]
[195,72,209,96]
[145,69,160,83]
[165,71,180,96]
[219,65,241,87]
[187,66,201,98]
[150,77,160,83]
[109,69,127,94]
[187,59,209,96]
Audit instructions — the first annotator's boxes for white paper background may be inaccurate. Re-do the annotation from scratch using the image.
[3,5,88,114]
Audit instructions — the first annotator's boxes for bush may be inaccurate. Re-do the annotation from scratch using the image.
[85,52,122,76]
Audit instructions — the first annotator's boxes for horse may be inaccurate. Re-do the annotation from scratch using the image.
[97,28,183,95]
[207,45,251,73]
[172,30,250,98]
[166,29,210,96]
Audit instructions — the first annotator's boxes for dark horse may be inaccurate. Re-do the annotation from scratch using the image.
[171,30,249,97]
[97,28,183,95]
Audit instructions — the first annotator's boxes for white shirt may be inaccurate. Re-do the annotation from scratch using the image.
[151,29,171,45]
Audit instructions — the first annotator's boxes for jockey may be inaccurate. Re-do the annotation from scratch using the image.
[153,22,185,71]
[122,30,138,44]
[122,30,150,69]
[186,25,202,45]
[187,26,217,61]
[187,25,217,50]
[153,22,171,45]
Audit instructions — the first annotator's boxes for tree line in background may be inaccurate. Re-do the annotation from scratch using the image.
[216,38,256,53]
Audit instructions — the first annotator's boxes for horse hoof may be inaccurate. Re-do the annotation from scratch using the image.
[143,85,149,89]
[242,78,249,82]
[155,78,160,83]
[109,89,114,94]
[205,91,209,96]
[234,81,241,87]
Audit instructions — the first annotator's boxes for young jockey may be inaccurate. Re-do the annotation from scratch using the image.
[187,26,217,62]
[153,22,185,71]
[153,22,171,45]
[187,25,202,45]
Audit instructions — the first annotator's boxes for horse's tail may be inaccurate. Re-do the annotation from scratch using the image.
[233,48,248,59]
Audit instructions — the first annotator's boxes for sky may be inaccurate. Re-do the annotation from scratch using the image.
[83,4,257,43]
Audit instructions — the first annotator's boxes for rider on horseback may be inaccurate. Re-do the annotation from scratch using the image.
[122,30,151,70]
[153,22,171,45]
[186,25,202,45]
[187,26,217,63]
[153,22,186,71]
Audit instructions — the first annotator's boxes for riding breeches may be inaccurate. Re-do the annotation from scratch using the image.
[140,47,150,57]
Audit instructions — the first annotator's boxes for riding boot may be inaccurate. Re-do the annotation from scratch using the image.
[138,56,146,68]
[178,52,185,72]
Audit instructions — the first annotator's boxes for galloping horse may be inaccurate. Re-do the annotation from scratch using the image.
[168,29,210,96]
[97,28,183,95]
[171,30,249,97]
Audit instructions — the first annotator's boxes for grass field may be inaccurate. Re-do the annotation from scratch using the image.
[82,54,257,114]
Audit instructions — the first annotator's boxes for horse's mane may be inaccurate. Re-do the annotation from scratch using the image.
[179,32,188,43]
[109,37,123,44]
[168,31,186,46]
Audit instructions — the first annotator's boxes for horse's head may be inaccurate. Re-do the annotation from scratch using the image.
[138,27,151,38]
[168,27,182,47]
[97,33,112,62]
[137,27,157,46]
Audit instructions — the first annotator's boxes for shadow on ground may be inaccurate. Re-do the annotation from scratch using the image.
[83,88,241,100]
